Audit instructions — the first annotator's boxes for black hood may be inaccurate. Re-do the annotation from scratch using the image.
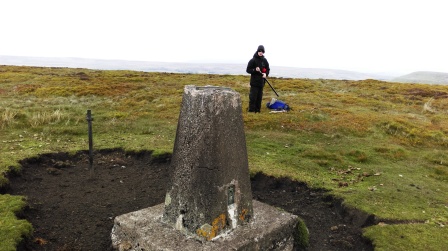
[253,52,264,58]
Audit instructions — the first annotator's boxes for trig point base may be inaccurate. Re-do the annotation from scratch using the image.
[111,200,298,250]
[111,86,300,250]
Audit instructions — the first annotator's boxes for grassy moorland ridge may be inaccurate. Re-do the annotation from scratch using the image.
[0,65,447,250]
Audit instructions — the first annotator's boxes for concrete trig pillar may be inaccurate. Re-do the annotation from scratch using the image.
[111,85,300,251]
[163,85,253,240]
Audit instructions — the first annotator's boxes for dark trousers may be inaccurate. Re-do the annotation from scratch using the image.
[249,86,263,112]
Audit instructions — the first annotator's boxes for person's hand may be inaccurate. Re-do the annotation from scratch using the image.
[262,73,266,78]
[255,67,260,72]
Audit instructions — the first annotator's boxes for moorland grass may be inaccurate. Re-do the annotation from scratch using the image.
[0,65,447,250]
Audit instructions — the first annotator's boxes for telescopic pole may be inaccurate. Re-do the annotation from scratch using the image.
[264,78,279,97]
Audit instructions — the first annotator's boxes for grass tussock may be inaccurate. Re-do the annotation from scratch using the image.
[1,109,18,129]
[29,109,65,127]
[0,65,447,250]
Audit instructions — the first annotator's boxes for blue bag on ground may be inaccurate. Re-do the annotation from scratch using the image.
[266,98,290,111]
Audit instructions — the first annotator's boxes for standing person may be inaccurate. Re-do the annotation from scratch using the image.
[246,45,270,113]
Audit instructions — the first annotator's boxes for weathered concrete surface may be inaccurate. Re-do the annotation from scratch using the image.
[163,86,253,239]
[111,86,301,250]
[111,200,299,251]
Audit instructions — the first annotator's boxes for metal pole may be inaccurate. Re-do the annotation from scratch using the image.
[86,110,94,170]
[264,78,279,97]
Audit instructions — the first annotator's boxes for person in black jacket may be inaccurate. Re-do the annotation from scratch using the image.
[246,45,270,113]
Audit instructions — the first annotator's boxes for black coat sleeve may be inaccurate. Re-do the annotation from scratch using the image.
[246,59,256,75]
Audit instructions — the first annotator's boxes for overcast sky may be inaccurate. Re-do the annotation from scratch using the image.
[1,0,447,75]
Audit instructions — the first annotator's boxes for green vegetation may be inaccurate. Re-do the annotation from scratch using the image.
[1,65,447,250]
[0,195,33,251]
[294,217,309,249]
[364,224,448,251]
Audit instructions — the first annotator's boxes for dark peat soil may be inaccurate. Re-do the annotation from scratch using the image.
[3,149,373,251]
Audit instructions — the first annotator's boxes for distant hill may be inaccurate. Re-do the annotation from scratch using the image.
[391,71,448,85]
[0,55,395,81]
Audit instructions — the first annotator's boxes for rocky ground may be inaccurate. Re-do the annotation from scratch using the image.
[4,149,373,250]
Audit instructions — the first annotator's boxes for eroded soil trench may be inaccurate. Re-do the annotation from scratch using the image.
[4,149,373,250]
